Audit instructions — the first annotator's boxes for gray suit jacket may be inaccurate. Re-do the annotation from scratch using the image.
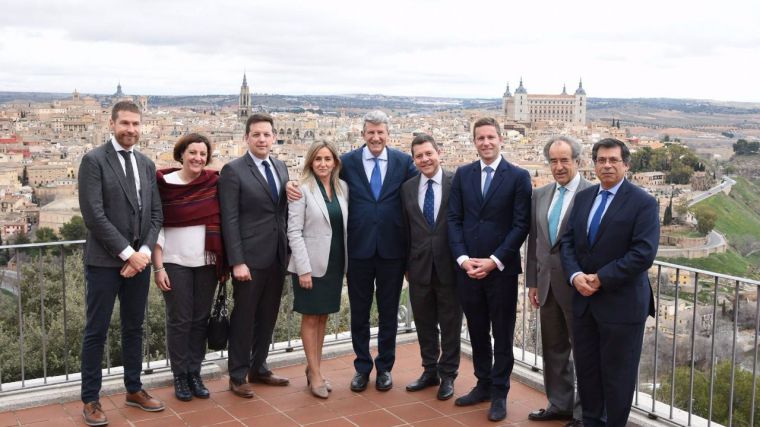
[401,170,456,286]
[219,153,289,270]
[78,142,163,267]
[287,179,348,277]
[526,176,592,307]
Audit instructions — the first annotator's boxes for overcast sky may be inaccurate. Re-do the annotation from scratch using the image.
[1,0,758,102]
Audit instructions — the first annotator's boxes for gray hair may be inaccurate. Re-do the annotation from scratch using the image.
[543,136,582,162]
[362,110,389,132]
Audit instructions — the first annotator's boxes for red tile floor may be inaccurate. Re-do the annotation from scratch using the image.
[1,342,562,426]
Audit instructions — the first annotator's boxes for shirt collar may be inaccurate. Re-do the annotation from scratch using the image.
[422,167,443,186]
[248,150,271,166]
[480,156,502,171]
[599,178,625,196]
[110,136,134,153]
[558,173,581,192]
[363,146,388,161]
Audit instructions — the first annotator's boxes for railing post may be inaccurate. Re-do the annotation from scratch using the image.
[39,253,48,384]
[17,248,26,388]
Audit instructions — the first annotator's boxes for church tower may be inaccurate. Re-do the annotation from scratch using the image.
[238,73,251,120]
[574,78,587,125]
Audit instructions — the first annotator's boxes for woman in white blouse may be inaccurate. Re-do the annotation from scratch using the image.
[152,133,225,402]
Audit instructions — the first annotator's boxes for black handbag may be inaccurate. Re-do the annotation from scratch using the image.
[207,280,229,351]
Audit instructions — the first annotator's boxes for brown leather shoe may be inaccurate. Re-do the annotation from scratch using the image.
[248,372,290,386]
[82,401,108,426]
[229,379,256,398]
[125,389,165,412]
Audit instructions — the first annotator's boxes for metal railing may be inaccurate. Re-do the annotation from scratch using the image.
[1,240,758,426]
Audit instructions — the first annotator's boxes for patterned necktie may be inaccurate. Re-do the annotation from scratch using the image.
[548,186,567,246]
[423,179,435,228]
[118,151,139,207]
[482,166,494,197]
[262,160,279,203]
[588,190,611,245]
[370,157,382,200]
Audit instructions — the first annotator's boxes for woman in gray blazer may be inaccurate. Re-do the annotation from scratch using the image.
[287,141,348,399]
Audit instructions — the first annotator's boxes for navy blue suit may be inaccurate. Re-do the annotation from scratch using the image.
[447,157,532,399]
[340,146,417,374]
[560,179,659,427]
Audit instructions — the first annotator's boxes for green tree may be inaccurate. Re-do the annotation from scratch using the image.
[663,200,673,226]
[693,207,718,236]
[35,227,59,243]
[59,216,87,241]
[668,161,694,185]
[662,134,670,142]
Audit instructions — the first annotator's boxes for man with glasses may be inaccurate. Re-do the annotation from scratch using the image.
[560,138,659,427]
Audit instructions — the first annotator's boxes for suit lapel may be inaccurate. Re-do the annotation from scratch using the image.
[379,149,395,200]
[558,178,591,244]
[406,175,426,222]
[105,144,138,211]
[355,147,375,197]
[434,171,452,230]
[469,162,484,206]
[311,183,330,223]
[537,185,554,246]
[244,154,272,202]
[272,158,288,201]
[481,157,507,208]
[592,180,629,245]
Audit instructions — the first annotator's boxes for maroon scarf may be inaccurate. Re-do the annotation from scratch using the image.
[156,168,226,278]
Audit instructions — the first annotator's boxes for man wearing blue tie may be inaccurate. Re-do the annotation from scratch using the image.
[560,138,659,427]
[447,118,532,422]
[287,110,417,392]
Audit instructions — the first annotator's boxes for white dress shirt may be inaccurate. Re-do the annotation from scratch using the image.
[362,146,388,183]
[248,151,281,194]
[418,167,443,222]
[546,172,581,231]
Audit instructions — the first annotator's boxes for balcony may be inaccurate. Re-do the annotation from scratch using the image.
[1,241,758,426]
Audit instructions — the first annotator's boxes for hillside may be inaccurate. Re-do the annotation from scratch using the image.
[660,177,760,279]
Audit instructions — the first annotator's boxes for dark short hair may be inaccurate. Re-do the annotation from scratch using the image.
[592,138,631,165]
[174,133,212,165]
[245,113,275,136]
[472,117,502,139]
[111,100,141,121]
[410,133,439,154]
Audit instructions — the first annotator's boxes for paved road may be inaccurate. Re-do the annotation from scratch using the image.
[688,176,736,207]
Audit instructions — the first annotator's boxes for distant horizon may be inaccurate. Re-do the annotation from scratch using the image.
[1,89,758,106]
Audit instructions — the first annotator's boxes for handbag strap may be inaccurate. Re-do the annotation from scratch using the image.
[211,280,228,317]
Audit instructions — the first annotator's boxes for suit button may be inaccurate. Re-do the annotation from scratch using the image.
[479,220,484,223]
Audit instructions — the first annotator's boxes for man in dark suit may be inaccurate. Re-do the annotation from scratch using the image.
[526,136,591,427]
[447,117,532,422]
[560,138,659,427]
[400,134,462,401]
[78,101,164,426]
[220,113,290,399]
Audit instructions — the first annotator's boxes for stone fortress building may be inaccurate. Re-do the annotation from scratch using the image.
[502,78,587,125]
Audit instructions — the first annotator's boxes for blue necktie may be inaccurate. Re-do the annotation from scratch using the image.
[482,166,494,197]
[423,179,435,228]
[370,157,382,200]
[262,160,279,203]
[548,186,567,246]
[588,190,611,245]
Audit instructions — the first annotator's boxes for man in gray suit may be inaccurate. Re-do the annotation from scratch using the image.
[220,113,290,399]
[78,101,164,426]
[526,136,591,427]
[400,134,462,401]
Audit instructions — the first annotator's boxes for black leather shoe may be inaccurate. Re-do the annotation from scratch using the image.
[488,399,507,422]
[455,386,491,406]
[173,374,192,401]
[406,372,440,392]
[376,371,393,391]
[187,372,210,399]
[437,377,455,400]
[564,419,584,427]
[528,408,573,421]
[350,372,370,392]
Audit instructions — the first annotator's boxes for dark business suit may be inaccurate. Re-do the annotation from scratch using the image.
[447,157,532,399]
[78,140,163,403]
[401,170,462,378]
[526,177,591,419]
[340,146,417,374]
[219,153,289,382]
[560,179,659,427]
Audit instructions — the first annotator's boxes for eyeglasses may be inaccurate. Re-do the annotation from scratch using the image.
[594,157,623,165]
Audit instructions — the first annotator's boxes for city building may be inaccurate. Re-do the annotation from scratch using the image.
[503,78,587,126]
[239,73,251,120]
